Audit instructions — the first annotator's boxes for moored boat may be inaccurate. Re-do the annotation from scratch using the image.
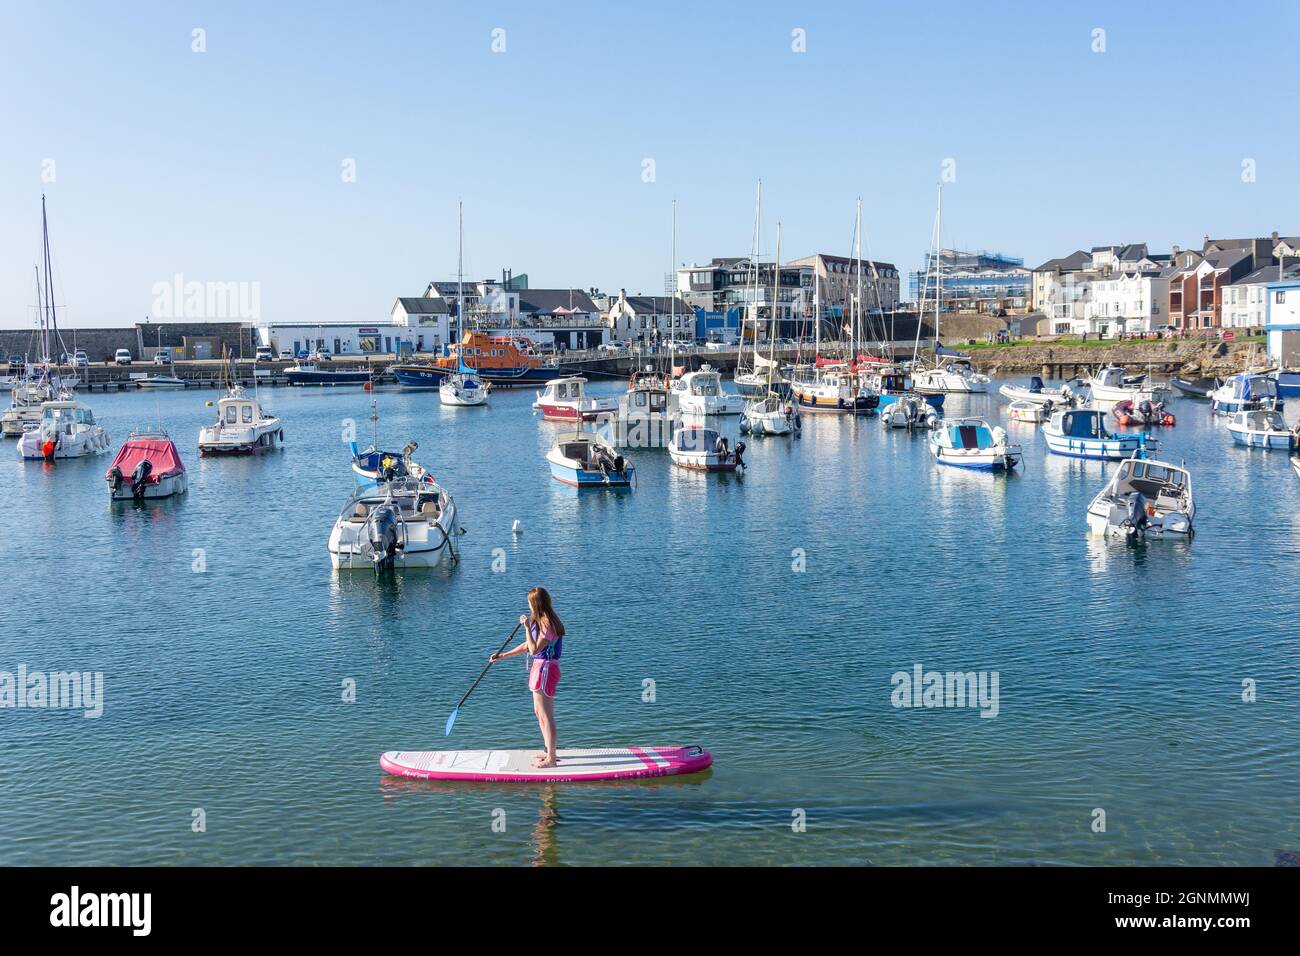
[328,476,460,571]
[1112,398,1175,428]
[1088,366,1173,404]
[929,417,1020,470]
[881,394,939,429]
[791,363,877,415]
[1225,408,1298,450]
[740,393,800,436]
[914,359,991,395]
[532,376,618,422]
[613,369,677,448]
[391,330,559,389]
[16,399,111,460]
[671,364,744,416]
[869,367,943,409]
[197,385,283,455]
[1043,407,1155,460]
[1170,375,1219,399]
[439,372,489,407]
[998,375,1083,406]
[106,430,188,500]
[668,424,745,473]
[135,375,187,389]
[1086,455,1194,540]
[546,431,634,488]
[1209,372,1282,416]
[1007,399,1053,423]
[285,359,372,387]
[349,440,438,484]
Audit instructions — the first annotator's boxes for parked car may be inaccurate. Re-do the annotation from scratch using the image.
[296,349,310,359]
[597,343,622,353]
[255,346,274,362]
[6,354,23,367]
[73,350,89,367]
[705,341,724,351]
[279,349,294,359]
[114,348,133,365]
[154,351,172,365]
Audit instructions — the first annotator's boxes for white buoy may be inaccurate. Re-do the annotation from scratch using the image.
[511,520,522,536]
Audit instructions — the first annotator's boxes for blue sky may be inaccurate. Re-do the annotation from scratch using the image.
[1,1,1297,328]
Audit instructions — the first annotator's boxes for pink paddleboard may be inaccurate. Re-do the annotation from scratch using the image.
[379,745,712,783]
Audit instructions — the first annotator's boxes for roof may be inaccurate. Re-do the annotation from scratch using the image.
[1118,243,1149,261]
[517,289,599,314]
[622,295,694,315]
[1232,264,1283,285]
[395,297,450,314]
[794,253,898,271]
[1033,250,1091,272]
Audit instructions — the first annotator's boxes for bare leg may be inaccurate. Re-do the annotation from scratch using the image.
[532,690,557,767]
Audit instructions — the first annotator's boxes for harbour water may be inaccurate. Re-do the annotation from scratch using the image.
[1,379,1297,866]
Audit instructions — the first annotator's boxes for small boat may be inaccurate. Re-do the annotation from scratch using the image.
[135,375,186,390]
[999,375,1084,406]
[1,375,61,437]
[532,376,618,422]
[671,365,745,416]
[1043,407,1155,460]
[1209,372,1282,416]
[16,400,111,459]
[668,424,745,473]
[790,364,878,415]
[197,385,284,455]
[612,368,677,449]
[546,431,635,488]
[740,394,800,436]
[392,331,559,389]
[439,372,489,407]
[328,476,460,571]
[1169,375,1219,399]
[285,359,373,387]
[869,367,943,409]
[880,394,939,430]
[349,440,438,484]
[1086,455,1194,540]
[1225,408,1299,450]
[913,360,991,395]
[1273,369,1300,400]
[1007,399,1054,423]
[1112,399,1175,427]
[106,430,188,500]
[1088,366,1173,404]
[929,418,1021,470]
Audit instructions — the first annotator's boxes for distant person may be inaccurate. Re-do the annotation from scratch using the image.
[490,587,565,768]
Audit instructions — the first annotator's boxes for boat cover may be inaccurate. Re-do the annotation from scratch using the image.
[1028,376,1045,392]
[106,439,184,481]
[953,424,992,449]
[1062,411,1108,439]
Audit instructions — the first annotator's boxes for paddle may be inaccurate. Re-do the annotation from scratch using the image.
[444,619,524,736]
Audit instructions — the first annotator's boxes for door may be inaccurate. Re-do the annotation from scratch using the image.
[333,337,342,355]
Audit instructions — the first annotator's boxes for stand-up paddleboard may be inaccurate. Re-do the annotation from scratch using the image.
[380,745,712,783]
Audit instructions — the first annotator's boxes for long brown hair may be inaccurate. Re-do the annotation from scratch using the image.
[528,587,565,638]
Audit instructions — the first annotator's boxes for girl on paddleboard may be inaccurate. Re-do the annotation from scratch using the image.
[490,587,565,768]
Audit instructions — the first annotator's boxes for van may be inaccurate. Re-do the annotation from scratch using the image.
[114,348,133,365]
[255,346,274,362]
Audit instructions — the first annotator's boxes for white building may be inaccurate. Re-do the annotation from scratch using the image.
[605,291,696,344]
[1265,273,1300,366]
[1082,269,1169,335]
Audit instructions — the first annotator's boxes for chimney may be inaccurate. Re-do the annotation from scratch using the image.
[1271,230,1279,242]
[1172,244,1180,257]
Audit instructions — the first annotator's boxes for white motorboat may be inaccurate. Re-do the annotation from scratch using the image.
[929,418,1020,470]
[532,376,618,422]
[1225,408,1298,450]
[106,430,188,500]
[546,431,635,488]
[1086,455,1194,540]
[881,394,939,429]
[998,375,1084,406]
[1209,372,1282,416]
[668,424,745,472]
[16,400,111,459]
[1,376,60,437]
[1007,399,1054,423]
[671,365,745,416]
[1043,407,1154,460]
[613,369,678,449]
[135,375,186,389]
[440,372,489,407]
[1087,366,1173,404]
[914,360,991,395]
[197,385,283,455]
[329,476,460,570]
[740,394,800,436]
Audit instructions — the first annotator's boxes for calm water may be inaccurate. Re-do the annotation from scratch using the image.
[1,376,1297,866]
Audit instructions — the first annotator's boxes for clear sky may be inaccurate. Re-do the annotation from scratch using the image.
[2,1,1297,328]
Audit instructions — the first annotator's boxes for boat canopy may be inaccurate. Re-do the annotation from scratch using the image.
[107,438,184,478]
[935,344,971,359]
[1061,409,1110,438]
[1028,376,1045,392]
[947,422,994,449]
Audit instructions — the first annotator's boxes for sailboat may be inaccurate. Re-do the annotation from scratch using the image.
[733,181,786,398]
[439,204,490,407]
[741,224,801,436]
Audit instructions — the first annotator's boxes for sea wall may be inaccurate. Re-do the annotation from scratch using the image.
[965,339,1258,377]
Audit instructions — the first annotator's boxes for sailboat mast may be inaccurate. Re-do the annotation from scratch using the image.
[854,198,863,365]
[935,184,943,352]
[670,199,676,357]
[771,223,781,387]
[41,195,62,361]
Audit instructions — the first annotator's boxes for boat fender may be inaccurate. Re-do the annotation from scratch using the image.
[41,438,57,460]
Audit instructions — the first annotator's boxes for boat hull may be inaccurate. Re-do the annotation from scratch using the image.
[198,426,283,455]
[1227,428,1296,450]
[17,428,111,459]
[393,364,558,389]
[108,472,188,500]
[286,369,372,386]
[548,460,634,488]
[877,392,944,409]
[1043,430,1149,460]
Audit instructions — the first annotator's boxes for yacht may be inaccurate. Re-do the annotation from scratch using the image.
[614,369,677,448]
[1209,372,1282,416]
[914,359,991,395]
[791,363,877,415]
[1087,366,1172,404]
[440,372,489,407]
[740,393,800,436]
[532,376,618,422]
[998,376,1084,406]
[197,385,284,455]
[671,365,744,416]
[106,430,188,500]
[16,400,111,459]
[1087,456,1194,540]
[328,476,460,571]
[929,418,1020,471]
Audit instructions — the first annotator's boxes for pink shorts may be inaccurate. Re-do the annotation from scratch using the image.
[529,659,560,697]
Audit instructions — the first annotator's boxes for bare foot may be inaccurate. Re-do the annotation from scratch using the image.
[531,753,548,768]
[533,753,557,769]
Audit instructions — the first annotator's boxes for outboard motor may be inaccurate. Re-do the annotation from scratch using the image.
[107,465,125,496]
[1060,382,1076,406]
[130,459,153,501]
[1041,399,1055,418]
[1107,492,1149,539]
[1137,399,1154,424]
[366,502,403,572]
[733,440,746,470]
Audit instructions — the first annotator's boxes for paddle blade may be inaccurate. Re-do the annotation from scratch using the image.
[444,707,459,737]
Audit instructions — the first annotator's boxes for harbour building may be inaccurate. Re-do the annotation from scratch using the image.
[909,249,1030,313]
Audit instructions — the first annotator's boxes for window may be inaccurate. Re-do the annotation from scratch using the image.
[1277,291,1287,304]
[242,405,253,423]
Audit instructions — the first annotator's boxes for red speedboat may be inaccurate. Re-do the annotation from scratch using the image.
[106,430,188,500]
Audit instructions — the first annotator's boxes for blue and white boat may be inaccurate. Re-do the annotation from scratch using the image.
[546,431,634,489]
[1273,369,1300,400]
[1209,372,1282,416]
[1225,408,1298,450]
[1043,407,1156,460]
[869,368,943,409]
[928,418,1021,470]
